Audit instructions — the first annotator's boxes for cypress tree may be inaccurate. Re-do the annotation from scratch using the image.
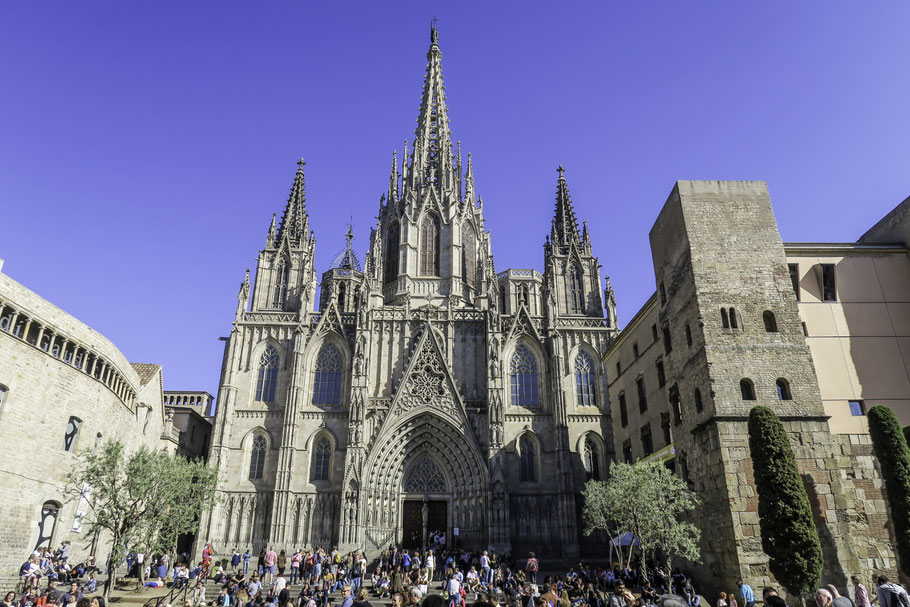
[748,406,822,597]
[867,406,910,576]
[903,425,910,452]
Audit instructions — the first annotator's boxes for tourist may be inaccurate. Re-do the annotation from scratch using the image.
[290,551,302,585]
[426,551,436,585]
[525,554,539,586]
[3,592,17,607]
[853,577,872,607]
[243,550,252,576]
[875,576,910,607]
[727,591,738,607]
[717,592,728,607]
[278,552,287,578]
[737,581,755,607]
[263,547,278,586]
[352,588,372,607]
[60,583,82,606]
[826,585,854,607]
[817,589,834,607]
[447,572,463,607]
[391,594,405,607]
[193,584,207,607]
[340,586,353,607]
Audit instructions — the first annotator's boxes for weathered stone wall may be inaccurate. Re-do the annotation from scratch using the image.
[0,271,166,576]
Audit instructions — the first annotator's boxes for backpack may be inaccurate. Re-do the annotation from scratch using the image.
[527,559,538,573]
[884,587,910,607]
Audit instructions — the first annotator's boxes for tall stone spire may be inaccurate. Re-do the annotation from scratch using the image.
[276,159,310,248]
[551,165,581,250]
[408,23,455,193]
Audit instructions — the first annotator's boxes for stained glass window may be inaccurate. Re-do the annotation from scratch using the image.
[249,435,266,479]
[462,224,476,289]
[312,344,343,406]
[384,221,400,285]
[510,344,539,407]
[256,346,279,402]
[575,351,597,407]
[519,435,536,482]
[313,437,331,481]
[404,456,447,492]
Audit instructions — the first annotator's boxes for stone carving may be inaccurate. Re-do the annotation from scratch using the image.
[405,456,447,492]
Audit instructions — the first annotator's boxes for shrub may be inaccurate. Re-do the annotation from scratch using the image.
[868,406,910,576]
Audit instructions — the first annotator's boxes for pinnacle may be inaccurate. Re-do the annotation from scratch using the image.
[551,165,581,249]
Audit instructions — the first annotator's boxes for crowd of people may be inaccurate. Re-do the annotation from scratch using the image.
[6,541,910,607]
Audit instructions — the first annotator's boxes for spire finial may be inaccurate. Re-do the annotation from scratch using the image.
[557,165,565,180]
[430,17,439,44]
[298,158,305,170]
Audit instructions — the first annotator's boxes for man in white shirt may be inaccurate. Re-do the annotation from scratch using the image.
[447,573,462,607]
[425,551,436,584]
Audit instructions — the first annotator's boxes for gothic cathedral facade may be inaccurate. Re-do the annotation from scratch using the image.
[198,27,618,557]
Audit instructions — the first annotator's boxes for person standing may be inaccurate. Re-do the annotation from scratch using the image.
[827,585,855,607]
[525,554,538,586]
[875,576,910,607]
[425,551,436,585]
[263,547,278,586]
[447,573,462,607]
[738,581,756,607]
[853,577,872,607]
[243,550,252,576]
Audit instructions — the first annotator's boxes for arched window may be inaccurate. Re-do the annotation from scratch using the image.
[729,307,739,329]
[776,378,792,401]
[575,351,597,407]
[462,223,476,290]
[312,344,343,406]
[694,388,704,413]
[510,344,540,407]
[618,392,628,427]
[249,435,266,479]
[312,436,331,481]
[337,282,346,309]
[384,221,400,285]
[721,308,730,329]
[62,416,81,452]
[256,346,279,402]
[740,379,755,401]
[0,384,7,412]
[569,264,584,313]
[583,437,600,481]
[420,214,440,276]
[685,324,692,347]
[519,435,536,482]
[763,311,778,332]
[35,502,60,550]
[273,258,290,308]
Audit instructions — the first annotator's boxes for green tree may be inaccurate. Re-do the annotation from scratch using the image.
[65,441,219,599]
[748,406,822,600]
[903,425,910,454]
[582,461,700,579]
[868,406,910,576]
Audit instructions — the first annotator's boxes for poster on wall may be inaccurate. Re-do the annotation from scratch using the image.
[72,483,92,533]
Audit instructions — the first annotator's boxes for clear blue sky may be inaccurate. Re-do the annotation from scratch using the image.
[2,2,909,396]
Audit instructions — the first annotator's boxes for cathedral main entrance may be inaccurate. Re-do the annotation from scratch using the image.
[401,500,447,548]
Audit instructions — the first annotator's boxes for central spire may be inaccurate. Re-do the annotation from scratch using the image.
[551,165,581,250]
[275,158,310,248]
[408,24,455,193]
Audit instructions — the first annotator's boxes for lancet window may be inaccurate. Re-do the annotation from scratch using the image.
[384,221,400,285]
[519,435,537,482]
[420,214,441,276]
[569,264,584,313]
[272,258,290,308]
[462,223,476,289]
[312,436,331,481]
[510,344,540,407]
[583,437,600,480]
[256,346,279,402]
[312,344,343,406]
[249,435,266,479]
[575,351,597,407]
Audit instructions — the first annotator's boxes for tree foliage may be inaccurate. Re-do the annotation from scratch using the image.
[747,406,822,596]
[868,406,910,576]
[64,441,219,598]
[582,461,700,577]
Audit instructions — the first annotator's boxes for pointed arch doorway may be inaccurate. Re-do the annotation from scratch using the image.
[401,454,449,549]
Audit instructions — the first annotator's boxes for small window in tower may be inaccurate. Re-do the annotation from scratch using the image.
[661,412,672,445]
[685,324,692,347]
[694,387,704,413]
[740,379,756,401]
[670,384,681,425]
[651,324,658,342]
[656,360,666,388]
[640,423,653,456]
[633,343,639,359]
[821,264,837,302]
[776,378,792,401]
[636,377,647,413]
[849,400,865,416]
[721,308,730,329]
[788,263,801,301]
[662,326,672,354]
[618,392,628,427]
[659,282,667,305]
[622,439,633,464]
[615,360,621,378]
[763,311,778,333]
[729,307,739,329]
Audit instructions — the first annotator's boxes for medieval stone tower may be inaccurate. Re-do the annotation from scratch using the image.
[197,26,617,557]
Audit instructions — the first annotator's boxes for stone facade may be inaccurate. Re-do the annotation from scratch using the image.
[196,27,617,558]
[0,266,173,576]
[604,181,903,596]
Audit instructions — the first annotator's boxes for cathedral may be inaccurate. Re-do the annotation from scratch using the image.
[197,26,617,558]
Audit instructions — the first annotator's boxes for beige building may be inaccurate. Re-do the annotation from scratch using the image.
[0,261,192,576]
[604,182,910,593]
